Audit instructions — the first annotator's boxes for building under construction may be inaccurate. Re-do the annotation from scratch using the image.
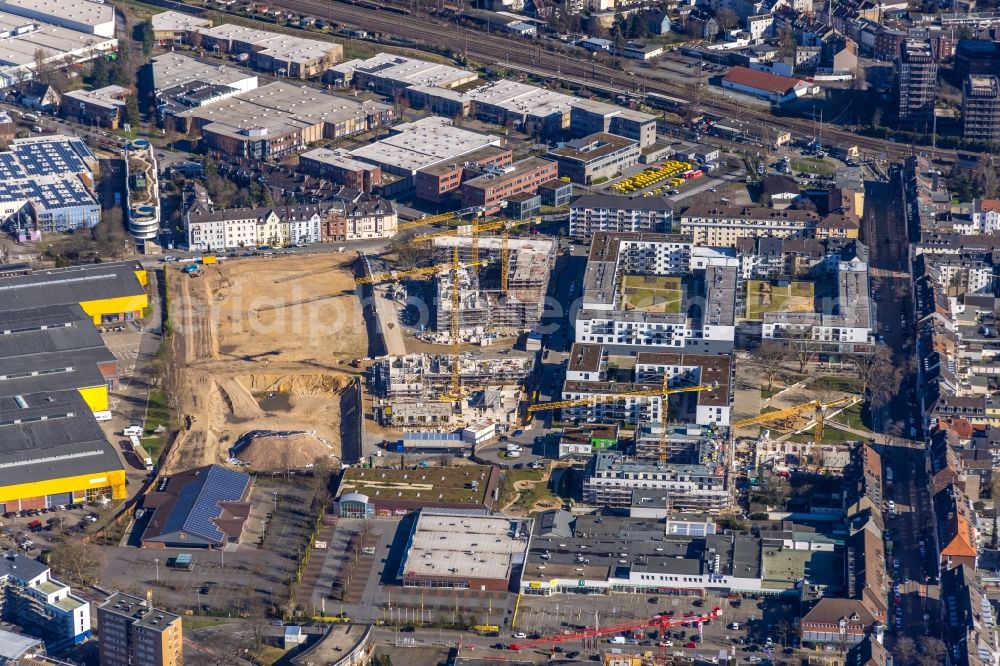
[432,235,556,337]
[370,353,533,399]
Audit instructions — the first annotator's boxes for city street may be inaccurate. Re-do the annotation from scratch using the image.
[862,167,938,643]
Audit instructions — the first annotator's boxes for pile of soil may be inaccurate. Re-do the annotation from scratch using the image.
[231,430,334,469]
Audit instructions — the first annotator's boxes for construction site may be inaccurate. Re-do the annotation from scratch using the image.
[164,253,365,473]
[368,353,532,428]
[431,235,556,338]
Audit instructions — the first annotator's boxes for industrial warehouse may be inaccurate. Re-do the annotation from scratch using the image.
[0,261,148,511]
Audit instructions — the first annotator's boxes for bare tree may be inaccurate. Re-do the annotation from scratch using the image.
[48,540,104,586]
[916,636,946,666]
[894,636,916,665]
[788,330,820,374]
[849,346,901,408]
[749,341,786,393]
[93,206,132,260]
[715,8,739,32]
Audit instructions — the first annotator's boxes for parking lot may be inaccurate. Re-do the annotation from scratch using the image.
[97,476,317,617]
[515,591,800,663]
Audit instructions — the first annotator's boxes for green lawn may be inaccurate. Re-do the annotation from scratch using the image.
[810,375,863,394]
[788,425,859,444]
[789,158,836,176]
[745,280,816,319]
[141,389,172,464]
[621,274,684,313]
[828,403,875,435]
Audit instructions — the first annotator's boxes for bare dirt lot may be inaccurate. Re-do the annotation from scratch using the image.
[165,254,367,473]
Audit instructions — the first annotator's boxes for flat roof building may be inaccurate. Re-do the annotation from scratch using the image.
[178,81,393,160]
[150,10,211,43]
[150,52,258,94]
[0,303,118,413]
[569,194,672,239]
[336,465,502,516]
[193,23,342,78]
[573,232,738,354]
[522,511,768,596]
[0,0,114,37]
[0,260,147,325]
[0,135,100,233]
[350,116,503,177]
[399,509,531,591]
[569,98,658,148]
[459,156,558,210]
[0,11,116,90]
[548,132,640,185]
[98,592,182,666]
[62,85,128,129]
[0,552,91,651]
[326,53,477,96]
[963,74,1000,144]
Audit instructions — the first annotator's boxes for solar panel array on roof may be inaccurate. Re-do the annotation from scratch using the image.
[9,138,92,177]
[160,466,250,544]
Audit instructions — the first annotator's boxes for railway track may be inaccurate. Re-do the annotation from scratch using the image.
[172,0,957,161]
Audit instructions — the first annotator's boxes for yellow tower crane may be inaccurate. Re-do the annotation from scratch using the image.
[395,211,459,232]
[528,382,714,464]
[354,259,491,285]
[731,396,859,441]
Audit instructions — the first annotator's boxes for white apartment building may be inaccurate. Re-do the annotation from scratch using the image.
[759,261,874,350]
[679,206,860,247]
[574,232,738,353]
[562,343,732,427]
[583,452,729,512]
[954,198,1000,235]
[328,195,398,241]
[568,194,672,239]
[186,205,324,251]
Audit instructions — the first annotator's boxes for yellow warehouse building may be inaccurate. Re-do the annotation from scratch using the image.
[0,391,126,511]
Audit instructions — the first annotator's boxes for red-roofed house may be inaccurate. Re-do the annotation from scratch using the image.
[721,66,816,103]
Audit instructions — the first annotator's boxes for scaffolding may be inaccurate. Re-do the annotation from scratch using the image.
[433,236,556,336]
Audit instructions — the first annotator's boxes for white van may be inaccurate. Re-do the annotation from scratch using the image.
[609,636,626,644]
[513,633,526,639]
[123,425,143,437]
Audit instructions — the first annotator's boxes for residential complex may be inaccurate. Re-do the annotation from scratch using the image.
[895,38,937,129]
[583,452,729,512]
[433,235,556,336]
[186,204,326,251]
[561,343,734,426]
[0,552,91,651]
[97,593,183,666]
[679,206,860,247]
[962,75,1000,144]
[573,232,738,353]
[568,194,672,239]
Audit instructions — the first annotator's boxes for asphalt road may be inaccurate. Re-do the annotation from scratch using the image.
[862,166,938,642]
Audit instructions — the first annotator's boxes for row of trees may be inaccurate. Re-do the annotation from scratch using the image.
[750,340,902,410]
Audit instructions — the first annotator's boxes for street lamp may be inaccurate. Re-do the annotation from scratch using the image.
[154,557,159,582]
[273,491,278,514]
